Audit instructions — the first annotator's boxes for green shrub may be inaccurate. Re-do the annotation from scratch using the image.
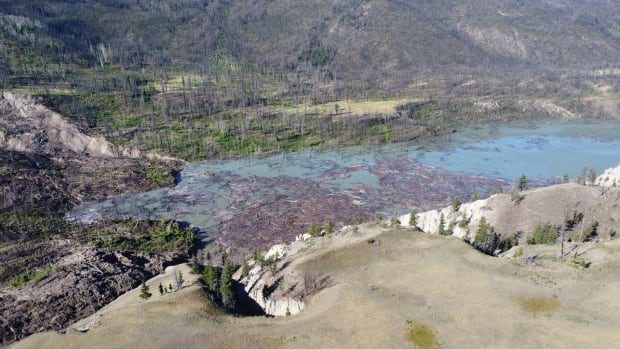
[324,220,334,234]
[513,247,524,258]
[582,221,599,242]
[241,262,251,278]
[10,266,56,287]
[349,217,364,225]
[404,320,440,349]
[571,258,590,268]
[510,191,525,205]
[88,218,195,253]
[474,217,492,243]
[307,224,322,237]
[518,297,560,315]
[390,217,401,227]
[528,223,557,245]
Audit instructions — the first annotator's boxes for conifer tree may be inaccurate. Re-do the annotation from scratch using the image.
[220,259,235,306]
[203,264,217,291]
[140,280,152,299]
[438,213,447,235]
[178,271,184,286]
[518,174,528,191]
[408,209,418,228]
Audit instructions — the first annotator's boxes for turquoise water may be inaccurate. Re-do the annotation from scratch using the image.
[69,119,620,238]
[184,118,620,183]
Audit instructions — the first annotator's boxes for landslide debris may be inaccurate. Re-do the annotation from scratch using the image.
[0,248,185,345]
[0,93,188,345]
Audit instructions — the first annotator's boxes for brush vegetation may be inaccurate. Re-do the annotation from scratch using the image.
[404,320,440,349]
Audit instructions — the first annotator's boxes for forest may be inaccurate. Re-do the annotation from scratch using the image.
[1,0,619,160]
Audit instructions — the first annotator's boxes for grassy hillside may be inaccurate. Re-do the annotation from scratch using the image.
[13,227,620,348]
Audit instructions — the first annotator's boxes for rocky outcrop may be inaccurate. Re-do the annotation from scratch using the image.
[238,263,305,317]
[400,181,620,248]
[234,243,306,317]
[0,248,185,346]
[0,92,140,158]
[596,164,620,187]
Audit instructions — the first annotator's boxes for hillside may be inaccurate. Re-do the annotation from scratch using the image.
[2,1,620,347]
[1,1,620,160]
[401,181,620,250]
[3,0,620,83]
[11,223,620,348]
[9,176,620,348]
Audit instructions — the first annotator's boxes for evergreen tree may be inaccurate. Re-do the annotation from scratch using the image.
[203,264,217,291]
[177,271,184,288]
[562,174,570,183]
[451,197,461,212]
[325,220,334,234]
[438,213,447,235]
[158,282,164,295]
[408,209,418,227]
[518,174,528,191]
[220,260,235,305]
[252,248,263,264]
[475,217,492,243]
[191,255,200,274]
[588,169,597,186]
[139,280,152,299]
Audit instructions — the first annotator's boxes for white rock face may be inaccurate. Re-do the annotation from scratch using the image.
[264,244,287,260]
[237,244,305,317]
[295,233,312,242]
[400,196,498,241]
[0,92,140,158]
[596,164,620,187]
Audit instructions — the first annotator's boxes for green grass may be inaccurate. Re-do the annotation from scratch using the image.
[349,217,364,225]
[404,320,440,349]
[9,266,56,288]
[518,296,560,315]
[0,212,71,242]
[145,166,176,188]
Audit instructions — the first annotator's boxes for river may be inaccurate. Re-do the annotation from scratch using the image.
[68,118,620,254]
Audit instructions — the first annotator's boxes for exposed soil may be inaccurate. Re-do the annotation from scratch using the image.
[0,248,185,346]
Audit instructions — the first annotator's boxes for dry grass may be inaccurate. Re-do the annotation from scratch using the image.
[11,229,620,349]
[278,98,411,117]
